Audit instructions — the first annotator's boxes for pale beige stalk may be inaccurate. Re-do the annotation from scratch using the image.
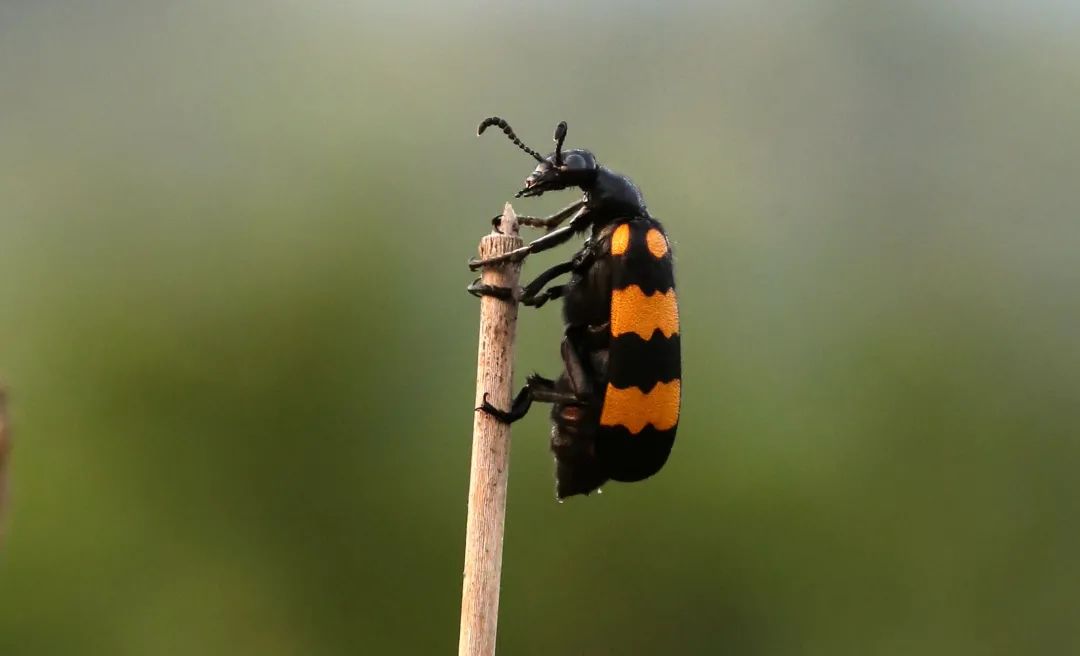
[458,203,522,656]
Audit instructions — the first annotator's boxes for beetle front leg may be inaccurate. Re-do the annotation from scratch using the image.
[468,225,575,271]
[490,200,584,234]
[469,208,592,271]
[516,201,586,231]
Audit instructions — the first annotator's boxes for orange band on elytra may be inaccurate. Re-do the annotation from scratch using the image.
[600,380,681,433]
[610,286,679,339]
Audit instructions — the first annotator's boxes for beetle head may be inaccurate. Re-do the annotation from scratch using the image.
[477,117,598,198]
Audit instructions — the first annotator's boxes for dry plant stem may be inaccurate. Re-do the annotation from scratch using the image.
[458,203,522,656]
[0,387,10,546]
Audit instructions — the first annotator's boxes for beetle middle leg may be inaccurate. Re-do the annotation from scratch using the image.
[520,259,574,307]
[466,277,568,305]
[468,254,590,306]
[466,278,516,300]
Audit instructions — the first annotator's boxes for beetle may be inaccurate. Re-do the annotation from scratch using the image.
[468,117,680,500]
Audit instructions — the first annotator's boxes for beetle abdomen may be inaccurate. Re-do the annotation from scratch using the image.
[550,373,608,499]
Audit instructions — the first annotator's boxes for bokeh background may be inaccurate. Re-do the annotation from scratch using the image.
[2,1,1079,654]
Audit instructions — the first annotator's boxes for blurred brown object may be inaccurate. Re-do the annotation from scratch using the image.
[459,203,522,656]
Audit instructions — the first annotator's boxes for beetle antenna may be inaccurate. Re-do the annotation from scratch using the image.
[477,117,544,162]
[553,121,568,166]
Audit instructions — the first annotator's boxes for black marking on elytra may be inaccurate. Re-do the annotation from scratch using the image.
[607,333,681,392]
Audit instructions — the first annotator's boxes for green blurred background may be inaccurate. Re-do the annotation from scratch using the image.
[2,1,1079,654]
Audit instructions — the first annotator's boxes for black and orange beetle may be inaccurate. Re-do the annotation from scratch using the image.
[468,117,680,500]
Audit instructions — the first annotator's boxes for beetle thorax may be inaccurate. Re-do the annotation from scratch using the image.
[586,167,648,219]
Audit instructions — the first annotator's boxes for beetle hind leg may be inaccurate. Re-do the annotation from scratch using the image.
[478,374,582,424]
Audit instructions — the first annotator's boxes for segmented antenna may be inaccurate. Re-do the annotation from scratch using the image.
[553,121,568,166]
[477,117,544,162]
